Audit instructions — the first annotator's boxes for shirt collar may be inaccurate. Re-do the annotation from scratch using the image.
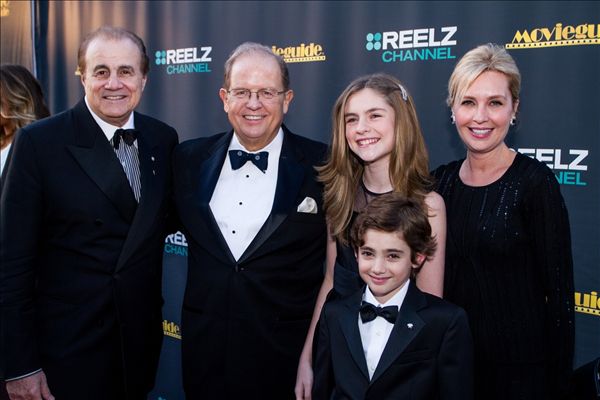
[227,127,284,173]
[229,127,284,154]
[84,96,135,142]
[363,279,410,308]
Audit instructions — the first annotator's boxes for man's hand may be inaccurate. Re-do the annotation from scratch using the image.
[6,371,54,400]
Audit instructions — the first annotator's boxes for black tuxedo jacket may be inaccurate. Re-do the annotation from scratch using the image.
[313,282,473,400]
[0,100,178,399]
[173,126,328,399]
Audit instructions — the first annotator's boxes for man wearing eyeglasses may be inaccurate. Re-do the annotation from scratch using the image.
[173,42,327,399]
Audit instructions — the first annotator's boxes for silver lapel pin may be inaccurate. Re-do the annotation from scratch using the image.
[407,323,414,329]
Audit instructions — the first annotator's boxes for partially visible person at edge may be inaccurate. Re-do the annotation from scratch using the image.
[173,42,327,399]
[432,43,574,399]
[1,26,178,400]
[296,73,446,399]
[0,64,49,399]
[0,64,50,176]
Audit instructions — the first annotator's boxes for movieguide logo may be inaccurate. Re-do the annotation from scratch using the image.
[575,290,599,317]
[163,320,181,339]
[1,0,10,17]
[271,42,326,63]
[507,22,599,49]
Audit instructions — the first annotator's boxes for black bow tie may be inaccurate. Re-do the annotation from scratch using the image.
[113,128,139,149]
[360,301,398,324]
[229,150,268,173]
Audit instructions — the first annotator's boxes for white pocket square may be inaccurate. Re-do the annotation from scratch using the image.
[297,197,318,214]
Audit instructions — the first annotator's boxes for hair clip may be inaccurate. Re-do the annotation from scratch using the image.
[398,84,408,101]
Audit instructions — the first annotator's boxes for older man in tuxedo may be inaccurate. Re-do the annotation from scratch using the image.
[173,42,327,399]
[0,26,178,399]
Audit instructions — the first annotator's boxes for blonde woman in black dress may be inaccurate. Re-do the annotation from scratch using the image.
[433,44,574,399]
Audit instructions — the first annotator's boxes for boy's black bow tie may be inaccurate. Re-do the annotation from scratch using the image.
[360,301,398,324]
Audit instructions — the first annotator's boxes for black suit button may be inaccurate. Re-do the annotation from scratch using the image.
[94,219,103,226]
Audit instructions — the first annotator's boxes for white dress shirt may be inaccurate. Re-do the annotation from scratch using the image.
[84,96,136,144]
[210,129,283,261]
[358,280,410,380]
[1,141,11,173]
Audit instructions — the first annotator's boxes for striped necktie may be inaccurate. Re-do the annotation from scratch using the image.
[112,128,141,202]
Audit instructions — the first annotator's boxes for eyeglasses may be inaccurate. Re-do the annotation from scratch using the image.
[227,88,287,101]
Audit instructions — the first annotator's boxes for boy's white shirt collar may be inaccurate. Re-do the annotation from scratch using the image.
[359,280,410,380]
[363,279,410,309]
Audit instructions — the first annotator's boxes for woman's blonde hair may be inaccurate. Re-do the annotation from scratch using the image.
[447,43,521,108]
[1,64,50,146]
[318,73,432,243]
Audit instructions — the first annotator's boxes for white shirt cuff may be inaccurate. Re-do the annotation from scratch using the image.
[5,368,43,381]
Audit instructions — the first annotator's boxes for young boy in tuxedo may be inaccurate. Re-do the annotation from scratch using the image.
[312,193,473,400]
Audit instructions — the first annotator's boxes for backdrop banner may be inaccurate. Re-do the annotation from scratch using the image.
[0,0,33,71]
[10,1,600,399]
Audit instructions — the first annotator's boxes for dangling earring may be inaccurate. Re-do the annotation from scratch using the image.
[450,114,456,125]
[510,116,516,126]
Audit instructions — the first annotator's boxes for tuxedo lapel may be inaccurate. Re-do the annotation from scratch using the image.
[238,129,305,264]
[184,132,236,265]
[340,290,370,380]
[66,101,137,222]
[371,283,426,383]
[116,115,165,270]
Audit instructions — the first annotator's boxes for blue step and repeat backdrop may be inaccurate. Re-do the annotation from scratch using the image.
[1,1,598,399]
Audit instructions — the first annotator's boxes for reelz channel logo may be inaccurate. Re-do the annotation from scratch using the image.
[366,26,457,63]
[164,231,188,256]
[519,148,589,186]
[154,46,212,75]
